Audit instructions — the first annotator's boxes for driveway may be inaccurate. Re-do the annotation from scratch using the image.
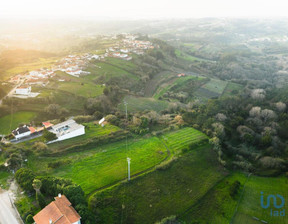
[0,182,23,224]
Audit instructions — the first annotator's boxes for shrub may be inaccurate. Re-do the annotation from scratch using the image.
[229,180,241,198]
[15,168,35,192]
[48,160,71,169]
[43,129,57,142]
[25,214,34,224]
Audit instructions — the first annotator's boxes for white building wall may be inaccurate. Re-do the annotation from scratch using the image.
[72,220,81,224]
[15,87,31,95]
[58,126,85,141]
[15,131,31,139]
[48,126,85,144]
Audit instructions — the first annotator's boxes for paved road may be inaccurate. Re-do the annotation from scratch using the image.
[0,190,22,224]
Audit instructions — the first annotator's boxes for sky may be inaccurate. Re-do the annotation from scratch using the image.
[1,0,288,19]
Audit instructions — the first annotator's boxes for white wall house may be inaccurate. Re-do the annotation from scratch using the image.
[48,119,85,143]
[15,86,31,95]
[12,126,31,140]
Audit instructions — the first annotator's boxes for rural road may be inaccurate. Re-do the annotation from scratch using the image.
[0,182,23,224]
[0,80,24,106]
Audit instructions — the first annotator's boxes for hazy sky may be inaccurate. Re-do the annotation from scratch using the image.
[1,0,288,19]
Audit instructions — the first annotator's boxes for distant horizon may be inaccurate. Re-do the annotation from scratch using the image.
[1,0,288,20]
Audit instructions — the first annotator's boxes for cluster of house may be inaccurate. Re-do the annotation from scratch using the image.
[11,119,85,143]
[5,34,156,95]
[53,54,99,77]
[105,34,155,60]
[9,69,56,86]
[33,193,81,224]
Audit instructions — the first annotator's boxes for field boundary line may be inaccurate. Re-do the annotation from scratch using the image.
[229,173,252,224]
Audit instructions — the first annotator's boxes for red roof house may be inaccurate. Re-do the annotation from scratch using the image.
[33,194,81,224]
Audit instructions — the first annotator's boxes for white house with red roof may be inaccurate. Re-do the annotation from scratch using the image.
[33,194,81,224]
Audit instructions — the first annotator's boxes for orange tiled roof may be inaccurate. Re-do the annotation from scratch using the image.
[42,122,53,128]
[28,127,36,133]
[33,195,80,224]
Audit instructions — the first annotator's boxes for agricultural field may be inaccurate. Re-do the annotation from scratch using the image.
[222,82,244,98]
[89,144,227,224]
[119,95,170,112]
[162,127,208,152]
[85,61,139,81]
[57,82,104,98]
[27,136,167,195]
[144,71,175,97]
[105,57,137,72]
[0,111,36,135]
[194,79,228,101]
[180,172,248,224]
[180,173,288,224]
[175,49,210,62]
[153,75,206,100]
[233,175,288,224]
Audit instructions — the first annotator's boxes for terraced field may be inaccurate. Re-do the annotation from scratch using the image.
[153,75,205,99]
[222,82,244,98]
[162,127,208,152]
[194,79,228,101]
[119,95,170,112]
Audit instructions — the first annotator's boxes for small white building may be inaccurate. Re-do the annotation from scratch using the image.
[48,119,85,143]
[15,86,31,95]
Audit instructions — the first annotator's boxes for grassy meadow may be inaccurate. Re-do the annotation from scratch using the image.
[194,79,228,101]
[28,136,167,195]
[89,144,227,224]
[0,111,36,135]
[222,82,244,98]
[119,95,170,112]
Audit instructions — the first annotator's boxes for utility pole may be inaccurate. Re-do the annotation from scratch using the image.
[127,157,131,181]
[124,100,128,120]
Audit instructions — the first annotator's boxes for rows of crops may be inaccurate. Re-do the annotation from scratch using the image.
[163,127,208,152]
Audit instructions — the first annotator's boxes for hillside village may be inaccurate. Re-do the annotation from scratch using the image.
[6,34,155,93]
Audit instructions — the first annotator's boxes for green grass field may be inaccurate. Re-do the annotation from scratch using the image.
[194,79,228,101]
[153,76,205,99]
[119,95,170,112]
[233,175,288,224]
[144,71,175,97]
[162,127,208,152]
[89,144,227,224]
[180,172,248,224]
[28,137,167,195]
[222,82,244,98]
[175,49,210,62]
[86,61,139,81]
[180,173,288,224]
[105,57,137,72]
[0,111,36,135]
[57,82,104,98]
